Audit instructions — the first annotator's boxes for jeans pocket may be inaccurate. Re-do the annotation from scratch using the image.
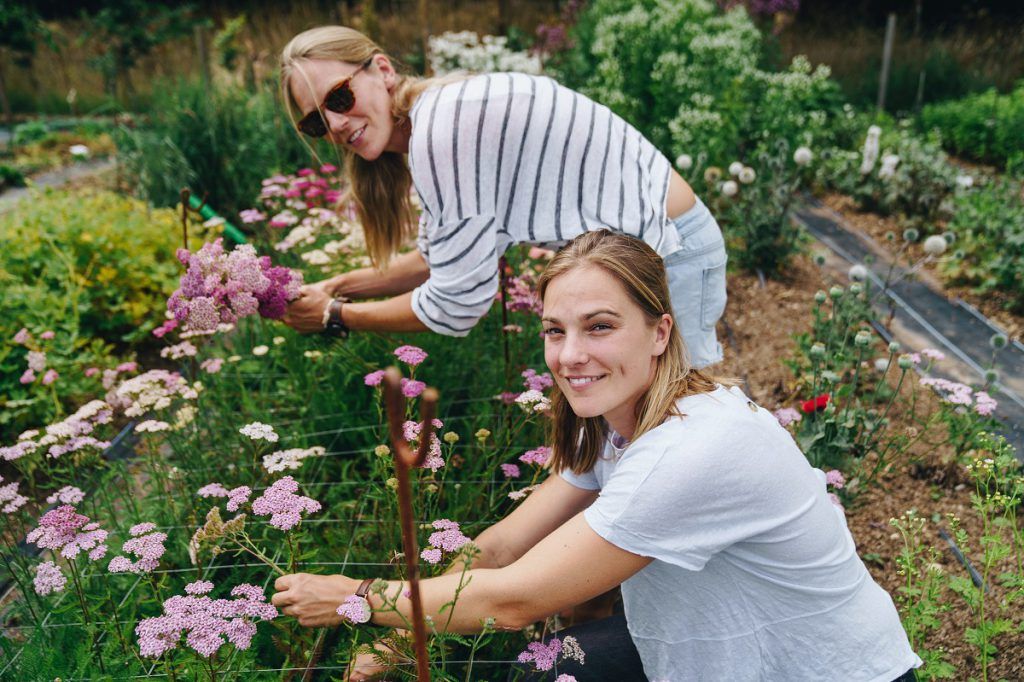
[701,261,728,331]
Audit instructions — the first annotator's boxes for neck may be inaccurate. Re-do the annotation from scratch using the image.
[384,118,411,154]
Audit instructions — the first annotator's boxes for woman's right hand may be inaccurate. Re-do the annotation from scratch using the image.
[282,279,335,333]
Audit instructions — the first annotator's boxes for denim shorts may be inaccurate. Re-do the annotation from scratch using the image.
[663,196,727,368]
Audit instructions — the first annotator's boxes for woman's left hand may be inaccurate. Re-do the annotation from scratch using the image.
[282,281,334,334]
[271,572,357,627]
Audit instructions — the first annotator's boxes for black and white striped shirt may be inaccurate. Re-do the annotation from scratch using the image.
[408,73,678,336]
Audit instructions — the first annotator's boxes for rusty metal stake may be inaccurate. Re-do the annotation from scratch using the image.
[180,187,191,253]
[382,366,437,682]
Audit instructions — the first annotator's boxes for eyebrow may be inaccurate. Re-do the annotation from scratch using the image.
[541,309,622,324]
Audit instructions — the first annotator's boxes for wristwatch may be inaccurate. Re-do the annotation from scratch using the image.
[322,297,350,338]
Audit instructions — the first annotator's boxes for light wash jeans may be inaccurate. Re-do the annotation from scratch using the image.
[664,196,727,368]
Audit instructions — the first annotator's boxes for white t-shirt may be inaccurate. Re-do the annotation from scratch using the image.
[561,385,921,681]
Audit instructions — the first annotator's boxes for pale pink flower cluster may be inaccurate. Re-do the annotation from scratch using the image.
[239,421,279,443]
[160,340,198,360]
[500,463,521,478]
[46,486,85,505]
[515,390,551,412]
[419,519,471,564]
[196,484,252,512]
[135,580,277,658]
[394,345,428,366]
[401,378,426,398]
[108,522,168,574]
[4,400,113,461]
[34,560,67,596]
[402,419,445,471]
[503,272,543,315]
[920,377,999,416]
[364,370,385,386]
[825,470,846,489]
[262,446,326,473]
[95,361,139,391]
[27,505,108,560]
[162,238,303,336]
[517,638,563,671]
[135,420,171,433]
[773,407,803,428]
[251,476,321,530]
[200,357,224,374]
[336,595,372,624]
[520,446,551,467]
[508,484,539,501]
[109,370,200,418]
[522,368,554,392]
[0,475,29,514]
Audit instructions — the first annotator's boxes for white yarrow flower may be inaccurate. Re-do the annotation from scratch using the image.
[728,161,744,177]
[955,174,974,189]
[793,146,813,166]
[675,153,693,171]
[239,422,279,443]
[720,180,739,197]
[252,345,269,356]
[69,144,90,158]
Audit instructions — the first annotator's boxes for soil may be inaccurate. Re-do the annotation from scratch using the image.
[819,192,1024,341]
[718,253,1024,680]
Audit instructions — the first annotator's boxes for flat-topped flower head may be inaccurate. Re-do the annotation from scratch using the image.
[34,561,66,596]
[520,446,551,467]
[394,345,428,366]
[239,422,279,443]
[263,446,326,473]
[0,476,29,513]
[27,505,108,560]
[46,486,85,505]
[251,476,320,530]
[337,595,372,623]
[109,523,168,574]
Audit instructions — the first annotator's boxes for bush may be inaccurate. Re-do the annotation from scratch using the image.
[920,81,1024,169]
[115,79,313,220]
[0,163,26,189]
[0,189,187,441]
[940,178,1024,313]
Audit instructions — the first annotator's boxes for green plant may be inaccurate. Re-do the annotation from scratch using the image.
[0,163,26,189]
[115,79,313,219]
[920,80,1024,169]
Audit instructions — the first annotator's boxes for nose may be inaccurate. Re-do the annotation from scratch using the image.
[558,330,589,368]
[324,110,350,139]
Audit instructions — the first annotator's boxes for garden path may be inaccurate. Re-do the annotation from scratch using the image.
[0,157,115,214]
[794,199,1024,459]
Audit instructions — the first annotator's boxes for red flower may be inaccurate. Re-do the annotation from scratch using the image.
[800,393,830,414]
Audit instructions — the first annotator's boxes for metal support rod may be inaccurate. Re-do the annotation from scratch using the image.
[383,366,437,682]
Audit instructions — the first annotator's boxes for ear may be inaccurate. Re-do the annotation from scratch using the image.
[374,54,398,90]
[652,313,672,356]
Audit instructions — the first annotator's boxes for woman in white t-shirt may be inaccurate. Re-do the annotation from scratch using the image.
[271,231,921,681]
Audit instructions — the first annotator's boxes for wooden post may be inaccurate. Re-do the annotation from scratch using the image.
[180,188,190,253]
[419,0,431,76]
[915,70,926,112]
[195,25,211,87]
[877,13,897,112]
[383,367,437,682]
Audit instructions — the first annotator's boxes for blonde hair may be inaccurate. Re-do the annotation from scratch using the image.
[537,231,719,475]
[280,26,447,268]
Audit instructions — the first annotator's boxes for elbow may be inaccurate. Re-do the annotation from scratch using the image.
[491,596,549,631]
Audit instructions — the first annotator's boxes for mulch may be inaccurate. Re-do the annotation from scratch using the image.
[718,246,1024,679]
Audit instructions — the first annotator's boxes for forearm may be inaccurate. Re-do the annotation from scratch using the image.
[331,251,430,299]
[342,291,430,333]
[369,568,532,634]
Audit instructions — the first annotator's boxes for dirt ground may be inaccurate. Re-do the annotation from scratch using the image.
[719,250,1024,680]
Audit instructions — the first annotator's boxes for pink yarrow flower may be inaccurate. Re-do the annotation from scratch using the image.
[773,407,802,428]
[34,560,67,596]
[364,370,385,386]
[500,463,521,478]
[26,505,108,560]
[108,522,168,574]
[517,638,562,672]
[420,519,471,563]
[520,447,551,467]
[337,595,372,624]
[13,327,31,345]
[522,368,553,392]
[394,345,428,366]
[46,486,85,505]
[825,470,846,489]
[251,476,320,530]
[401,378,426,398]
[402,419,445,471]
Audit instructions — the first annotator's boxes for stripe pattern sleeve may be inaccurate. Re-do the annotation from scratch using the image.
[410,214,500,337]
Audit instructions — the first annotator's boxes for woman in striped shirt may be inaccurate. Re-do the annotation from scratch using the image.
[280,25,727,367]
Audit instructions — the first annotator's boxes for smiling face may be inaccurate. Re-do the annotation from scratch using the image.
[542,264,672,440]
[288,56,409,160]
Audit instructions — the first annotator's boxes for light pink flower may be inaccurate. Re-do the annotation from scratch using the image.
[772,407,802,428]
[34,561,66,595]
[825,470,845,489]
[500,463,521,478]
[13,327,31,345]
[337,595,372,623]
[42,369,59,385]
[401,378,426,398]
[364,370,385,386]
[40,330,55,340]
[394,345,428,366]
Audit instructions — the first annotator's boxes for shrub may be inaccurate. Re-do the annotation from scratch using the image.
[0,189,183,439]
[920,81,1024,169]
[115,79,313,220]
[940,178,1024,313]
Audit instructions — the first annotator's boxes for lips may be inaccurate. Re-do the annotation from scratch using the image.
[347,125,366,145]
[565,375,606,388]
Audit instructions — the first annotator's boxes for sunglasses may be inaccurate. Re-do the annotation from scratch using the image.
[296,58,374,138]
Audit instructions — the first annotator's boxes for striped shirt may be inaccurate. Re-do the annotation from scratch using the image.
[408,73,678,336]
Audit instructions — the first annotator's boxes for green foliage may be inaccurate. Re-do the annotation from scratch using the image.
[921,81,1024,169]
[940,178,1024,313]
[12,119,50,146]
[115,79,312,219]
[0,163,26,189]
[0,189,182,440]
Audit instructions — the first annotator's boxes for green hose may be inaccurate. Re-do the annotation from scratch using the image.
[188,194,247,245]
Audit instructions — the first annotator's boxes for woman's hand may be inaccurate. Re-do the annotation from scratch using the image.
[271,572,356,627]
[345,635,410,681]
[282,280,335,334]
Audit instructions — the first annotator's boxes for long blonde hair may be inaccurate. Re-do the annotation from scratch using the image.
[280,26,444,268]
[537,231,719,475]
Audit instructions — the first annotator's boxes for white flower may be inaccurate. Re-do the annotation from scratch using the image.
[867,125,882,136]
[272,336,285,345]
[675,153,693,170]
[69,144,90,158]
[514,390,550,413]
[738,166,756,184]
[848,264,868,282]
[136,420,171,433]
[252,345,269,356]
[955,174,974,189]
[878,153,900,179]
[227,355,242,363]
[793,146,813,166]
[860,127,881,174]
[202,216,225,228]
[239,422,279,443]
[720,180,739,197]
[262,446,326,473]
[728,161,744,177]
[923,235,947,256]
